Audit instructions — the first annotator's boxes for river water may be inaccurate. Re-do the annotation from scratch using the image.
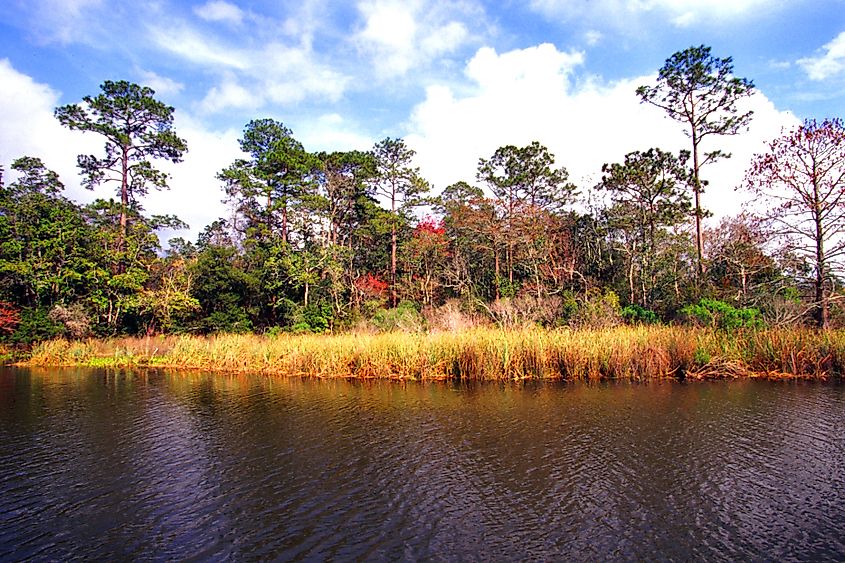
[0,367,843,561]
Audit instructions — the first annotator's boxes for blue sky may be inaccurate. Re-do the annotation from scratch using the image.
[1,0,844,241]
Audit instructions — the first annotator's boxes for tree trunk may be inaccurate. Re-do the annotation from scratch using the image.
[815,214,829,329]
[494,248,501,301]
[119,145,129,261]
[390,190,398,308]
[691,131,705,280]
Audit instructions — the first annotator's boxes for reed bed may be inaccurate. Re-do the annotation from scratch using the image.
[23,327,845,381]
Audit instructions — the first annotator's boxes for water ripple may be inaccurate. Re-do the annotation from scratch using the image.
[0,370,843,560]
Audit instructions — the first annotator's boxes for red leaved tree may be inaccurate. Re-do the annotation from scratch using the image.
[745,118,845,328]
[0,302,21,336]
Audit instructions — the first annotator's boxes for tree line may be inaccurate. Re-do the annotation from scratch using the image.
[1,45,844,342]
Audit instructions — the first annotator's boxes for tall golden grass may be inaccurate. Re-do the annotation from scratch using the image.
[23,327,845,381]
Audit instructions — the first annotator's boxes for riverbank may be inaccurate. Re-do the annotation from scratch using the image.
[20,327,845,381]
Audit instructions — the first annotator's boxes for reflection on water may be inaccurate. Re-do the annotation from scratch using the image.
[1,367,843,560]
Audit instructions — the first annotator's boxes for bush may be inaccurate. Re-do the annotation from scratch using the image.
[490,294,566,328]
[569,289,622,329]
[49,304,92,339]
[10,307,63,344]
[287,302,333,334]
[202,310,253,333]
[422,299,488,331]
[371,301,425,332]
[0,301,22,337]
[621,304,660,325]
[681,298,764,331]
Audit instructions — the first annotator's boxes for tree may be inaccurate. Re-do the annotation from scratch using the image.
[597,148,691,307]
[55,80,187,254]
[219,119,315,246]
[637,46,754,277]
[745,118,845,329]
[435,181,499,299]
[314,150,376,247]
[370,138,430,307]
[0,157,94,311]
[706,214,778,306]
[477,142,576,293]
[401,217,449,305]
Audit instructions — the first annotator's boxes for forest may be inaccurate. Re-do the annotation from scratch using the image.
[2,44,845,346]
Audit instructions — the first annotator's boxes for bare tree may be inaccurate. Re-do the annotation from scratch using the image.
[745,118,845,329]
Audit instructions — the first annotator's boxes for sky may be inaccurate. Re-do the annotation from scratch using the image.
[1,0,845,243]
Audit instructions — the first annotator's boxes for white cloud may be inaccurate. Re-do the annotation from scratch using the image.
[296,114,374,153]
[0,59,236,243]
[193,0,244,25]
[353,0,477,78]
[530,0,780,28]
[405,44,798,223]
[199,78,261,113]
[584,30,602,46]
[147,114,241,239]
[26,0,103,44]
[137,68,185,96]
[798,31,845,80]
[0,59,99,201]
[465,43,583,90]
[150,22,349,113]
[150,25,250,69]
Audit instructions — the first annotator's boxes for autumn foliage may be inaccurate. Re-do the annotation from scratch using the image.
[0,302,21,335]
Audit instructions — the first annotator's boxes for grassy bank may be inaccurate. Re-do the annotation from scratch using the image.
[21,327,845,381]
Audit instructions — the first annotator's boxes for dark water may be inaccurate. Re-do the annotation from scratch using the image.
[1,368,844,561]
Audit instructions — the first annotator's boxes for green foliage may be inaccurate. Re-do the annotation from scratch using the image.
[693,347,711,366]
[681,298,764,331]
[621,304,660,325]
[496,275,519,299]
[477,141,577,212]
[569,289,622,329]
[371,301,425,332]
[190,244,258,333]
[54,80,187,198]
[287,302,333,334]
[10,307,63,344]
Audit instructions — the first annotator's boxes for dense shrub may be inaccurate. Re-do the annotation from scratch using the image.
[681,298,764,330]
[372,301,425,332]
[287,302,333,334]
[569,289,622,329]
[10,307,63,344]
[621,304,660,325]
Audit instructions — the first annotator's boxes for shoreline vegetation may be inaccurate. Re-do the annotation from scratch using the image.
[20,327,845,382]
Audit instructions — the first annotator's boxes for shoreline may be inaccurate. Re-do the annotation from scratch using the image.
[17,327,845,382]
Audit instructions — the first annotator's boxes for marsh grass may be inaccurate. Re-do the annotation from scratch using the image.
[23,327,845,381]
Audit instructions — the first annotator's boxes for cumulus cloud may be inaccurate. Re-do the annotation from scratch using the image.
[0,59,98,201]
[295,114,374,153]
[193,0,245,25]
[353,0,476,78]
[198,78,261,113]
[798,31,845,80]
[0,59,237,243]
[147,114,241,240]
[405,44,798,222]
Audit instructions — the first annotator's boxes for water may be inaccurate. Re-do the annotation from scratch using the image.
[1,367,843,561]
